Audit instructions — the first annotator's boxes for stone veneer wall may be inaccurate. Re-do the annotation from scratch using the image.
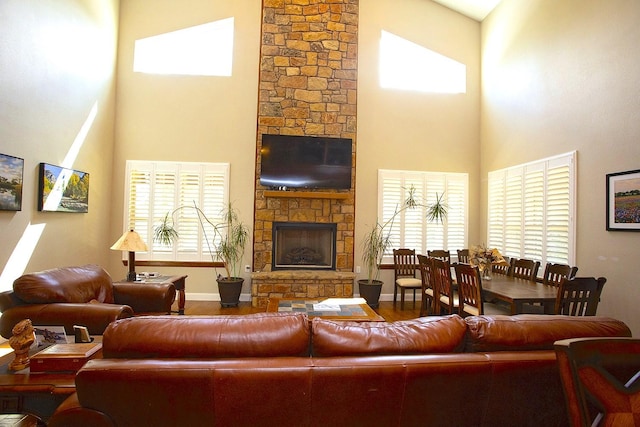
[252,0,358,307]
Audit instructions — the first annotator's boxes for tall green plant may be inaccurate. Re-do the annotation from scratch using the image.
[153,201,250,279]
[360,186,447,284]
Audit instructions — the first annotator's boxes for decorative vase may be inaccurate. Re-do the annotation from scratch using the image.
[218,277,244,307]
[358,279,383,308]
[481,263,492,281]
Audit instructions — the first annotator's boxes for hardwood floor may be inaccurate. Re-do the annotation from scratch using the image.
[176,299,425,322]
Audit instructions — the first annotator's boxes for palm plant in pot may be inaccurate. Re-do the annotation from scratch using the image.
[154,201,250,307]
[358,187,447,308]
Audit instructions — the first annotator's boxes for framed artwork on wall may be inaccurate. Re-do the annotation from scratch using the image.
[38,163,90,213]
[0,153,24,211]
[606,169,640,231]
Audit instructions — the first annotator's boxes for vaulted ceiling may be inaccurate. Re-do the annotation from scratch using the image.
[431,0,501,21]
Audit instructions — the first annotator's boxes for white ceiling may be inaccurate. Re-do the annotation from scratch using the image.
[431,0,501,21]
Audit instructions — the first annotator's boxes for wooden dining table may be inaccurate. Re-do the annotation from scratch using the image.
[481,273,558,315]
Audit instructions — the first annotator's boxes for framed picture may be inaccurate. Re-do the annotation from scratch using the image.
[0,153,24,211]
[38,163,90,213]
[606,169,640,231]
[33,326,68,346]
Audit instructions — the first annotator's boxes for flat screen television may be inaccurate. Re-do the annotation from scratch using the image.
[260,134,353,190]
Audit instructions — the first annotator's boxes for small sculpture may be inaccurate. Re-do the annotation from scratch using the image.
[9,319,35,371]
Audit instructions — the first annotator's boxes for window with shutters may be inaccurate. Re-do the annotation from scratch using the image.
[487,151,576,267]
[123,160,229,262]
[378,170,468,263]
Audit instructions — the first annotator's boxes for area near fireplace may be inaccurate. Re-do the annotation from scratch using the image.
[251,0,358,307]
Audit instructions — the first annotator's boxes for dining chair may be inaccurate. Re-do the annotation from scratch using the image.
[522,262,579,314]
[456,249,470,265]
[555,277,606,316]
[417,254,434,316]
[431,258,458,315]
[554,337,640,427]
[455,263,510,317]
[427,250,451,263]
[510,258,541,281]
[542,262,578,286]
[393,249,422,310]
[491,256,511,275]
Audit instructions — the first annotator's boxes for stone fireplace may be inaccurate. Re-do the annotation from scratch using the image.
[251,0,358,307]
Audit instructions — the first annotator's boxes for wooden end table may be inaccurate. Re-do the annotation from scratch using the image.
[117,275,187,315]
[0,337,102,423]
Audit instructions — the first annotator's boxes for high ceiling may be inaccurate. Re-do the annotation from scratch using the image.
[431,0,501,21]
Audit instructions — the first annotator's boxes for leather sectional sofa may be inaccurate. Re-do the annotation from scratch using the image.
[49,312,631,427]
[0,265,176,338]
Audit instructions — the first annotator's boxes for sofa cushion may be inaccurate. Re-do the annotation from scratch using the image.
[464,314,632,352]
[102,312,311,358]
[13,265,114,304]
[311,314,467,356]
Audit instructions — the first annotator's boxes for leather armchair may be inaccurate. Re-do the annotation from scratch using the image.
[0,264,176,338]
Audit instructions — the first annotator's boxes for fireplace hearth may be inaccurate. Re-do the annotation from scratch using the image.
[272,222,337,271]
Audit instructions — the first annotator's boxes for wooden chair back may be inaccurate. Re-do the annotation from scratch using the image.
[510,258,540,281]
[427,250,451,263]
[542,262,578,287]
[555,277,606,316]
[456,249,470,264]
[393,249,417,280]
[454,263,483,317]
[417,254,434,316]
[431,258,456,315]
[492,257,511,275]
[554,337,640,427]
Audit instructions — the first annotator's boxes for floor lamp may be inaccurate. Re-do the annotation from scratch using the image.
[111,229,148,281]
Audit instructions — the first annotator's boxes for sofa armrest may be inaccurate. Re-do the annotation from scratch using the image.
[0,303,134,339]
[113,282,176,314]
[48,393,116,427]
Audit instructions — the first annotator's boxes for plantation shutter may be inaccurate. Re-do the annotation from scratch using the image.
[124,161,229,262]
[487,151,576,267]
[378,170,468,263]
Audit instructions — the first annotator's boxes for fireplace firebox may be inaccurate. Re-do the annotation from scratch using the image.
[272,222,337,271]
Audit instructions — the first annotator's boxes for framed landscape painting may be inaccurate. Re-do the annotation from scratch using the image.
[38,163,90,213]
[0,153,24,211]
[606,169,640,231]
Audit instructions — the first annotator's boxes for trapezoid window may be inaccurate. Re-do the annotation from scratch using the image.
[379,30,466,94]
[133,17,234,76]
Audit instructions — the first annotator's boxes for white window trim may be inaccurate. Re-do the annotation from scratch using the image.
[378,169,469,263]
[487,151,576,267]
[122,160,230,262]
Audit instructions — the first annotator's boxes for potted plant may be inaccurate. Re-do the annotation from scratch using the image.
[358,187,447,308]
[154,201,250,307]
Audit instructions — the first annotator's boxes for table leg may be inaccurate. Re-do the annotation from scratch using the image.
[173,277,186,315]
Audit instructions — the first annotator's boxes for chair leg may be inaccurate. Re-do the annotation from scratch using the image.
[401,288,405,310]
[393,285,397,304]
[412,289,417,309]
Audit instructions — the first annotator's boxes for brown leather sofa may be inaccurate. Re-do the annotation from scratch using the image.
[0,265,176,338]
[48,312,631,427]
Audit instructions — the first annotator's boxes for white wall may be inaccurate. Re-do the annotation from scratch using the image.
[110,0,262,297]
[481,0,640,334]
[0,0,119,289]
[356,0,481,295]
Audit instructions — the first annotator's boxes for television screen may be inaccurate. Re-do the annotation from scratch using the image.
[260,134,352,190]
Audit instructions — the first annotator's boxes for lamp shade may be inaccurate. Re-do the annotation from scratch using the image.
[110,229,148,252]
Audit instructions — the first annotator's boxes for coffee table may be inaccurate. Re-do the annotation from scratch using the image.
[267,298,385,322]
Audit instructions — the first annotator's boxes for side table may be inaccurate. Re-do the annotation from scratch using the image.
[117,275,187,315]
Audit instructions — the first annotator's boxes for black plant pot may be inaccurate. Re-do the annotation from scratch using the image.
[358,279,383,309]
[218,277,244,308]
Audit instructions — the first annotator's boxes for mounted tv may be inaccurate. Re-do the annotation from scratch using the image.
[260,134,352,190]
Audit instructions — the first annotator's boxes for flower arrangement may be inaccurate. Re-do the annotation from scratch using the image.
[469,244,507,279]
